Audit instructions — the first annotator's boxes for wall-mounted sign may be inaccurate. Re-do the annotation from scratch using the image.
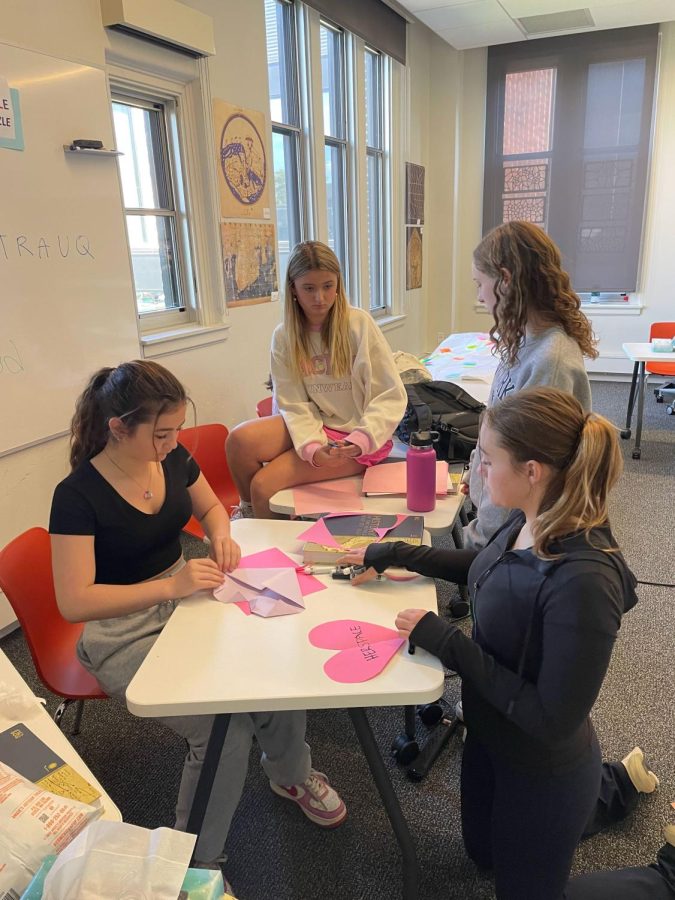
[0,77,24,151]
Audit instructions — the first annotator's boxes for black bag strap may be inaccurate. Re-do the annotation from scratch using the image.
[404,382,433,432]
[430,380,485,412]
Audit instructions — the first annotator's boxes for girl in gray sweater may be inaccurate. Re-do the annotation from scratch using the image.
[464,221,597,549]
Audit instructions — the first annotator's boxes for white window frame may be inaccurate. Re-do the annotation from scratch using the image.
[319,19,351,290]
[106,31,229,357]
[269,3,402,322]
[362,45,391,316]
[265,0,307,283]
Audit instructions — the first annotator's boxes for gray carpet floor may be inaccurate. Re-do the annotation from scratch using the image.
[2,379,673,899]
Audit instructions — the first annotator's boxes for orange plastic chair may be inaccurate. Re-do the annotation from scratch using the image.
[0,527,107,733]
[647,322,675,379]
[178,424,239,539]
[256,396,274,417]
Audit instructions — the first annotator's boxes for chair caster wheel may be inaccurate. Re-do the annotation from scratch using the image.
[391,734,420,765]
[449,598,470,618]
[620,429,631,439]
[418,702,444,728]
[656,395,664,403]
[667,405,674,415]
[632,450,641,459]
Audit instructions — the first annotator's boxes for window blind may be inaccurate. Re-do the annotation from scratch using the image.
[304,0,406,65]
[483,25,658,292]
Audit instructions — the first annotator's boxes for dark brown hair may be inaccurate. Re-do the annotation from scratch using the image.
[483,387,622,557]
[473,221,598,366]
[69,360,187,470]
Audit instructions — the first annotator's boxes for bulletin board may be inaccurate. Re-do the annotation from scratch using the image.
[0,42,139,456]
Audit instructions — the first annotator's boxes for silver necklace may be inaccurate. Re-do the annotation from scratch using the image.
[104,448,155,500]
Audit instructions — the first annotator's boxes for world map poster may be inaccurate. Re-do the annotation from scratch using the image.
[221,222,278,307]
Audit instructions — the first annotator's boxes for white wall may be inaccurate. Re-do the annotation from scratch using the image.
[453,27,675,375]
[0,0,462,630]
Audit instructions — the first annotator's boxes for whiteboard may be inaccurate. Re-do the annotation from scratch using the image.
[0,43,139,456]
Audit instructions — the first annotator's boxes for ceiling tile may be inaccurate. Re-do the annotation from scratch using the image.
[403,0,484,10]
[591,1,675,26]
[437,18,526,48]
[417,0,513,30]
[398,0,675,48]
[502,0,597,14]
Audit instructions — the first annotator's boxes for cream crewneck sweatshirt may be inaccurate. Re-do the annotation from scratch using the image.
[271,307,407,463]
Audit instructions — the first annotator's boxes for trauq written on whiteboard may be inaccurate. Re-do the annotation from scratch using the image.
[0,231,95,259]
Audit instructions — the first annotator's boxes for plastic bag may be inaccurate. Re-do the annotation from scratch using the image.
[0,762,101,899]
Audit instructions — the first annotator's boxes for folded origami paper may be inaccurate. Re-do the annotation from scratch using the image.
[213,554,325,617]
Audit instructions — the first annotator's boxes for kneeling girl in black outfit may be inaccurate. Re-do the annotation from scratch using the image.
[358,387,636,900]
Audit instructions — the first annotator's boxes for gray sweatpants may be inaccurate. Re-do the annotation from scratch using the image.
[77,560,311,862]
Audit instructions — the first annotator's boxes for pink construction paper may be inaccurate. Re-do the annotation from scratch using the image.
[374,514,407,539]
[293,479,363,516]
[308,619,405,683]
[322,638,405,683]
[362,460,449,496]
[214,548,325,615]
[296,517,342,549]
[227,568,303,606]
[239,548,325,597]
[309,619,401,648]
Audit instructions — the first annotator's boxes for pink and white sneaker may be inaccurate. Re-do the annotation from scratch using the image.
[270,769,347,828]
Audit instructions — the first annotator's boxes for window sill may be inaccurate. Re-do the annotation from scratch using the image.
[376,313,407,332]
[474,303,644,317]
[140,323,230,358]
[580,302,643,316]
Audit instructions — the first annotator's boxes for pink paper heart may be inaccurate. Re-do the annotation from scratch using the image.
[322,638,405,683]
[308,619,405,683]
[308,619,400,649]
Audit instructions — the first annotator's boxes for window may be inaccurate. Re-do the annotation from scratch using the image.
[484,26,658,292]
[113,96,190,324]
[265,0,303,282]
[320,22,348,274]
[263,2,400,317]
[107,29,229,355]
[500,68,555,230]
[364,47,385,312]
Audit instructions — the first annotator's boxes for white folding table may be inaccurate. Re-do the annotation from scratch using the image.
[127,519,444,899]
[621,342,675,459]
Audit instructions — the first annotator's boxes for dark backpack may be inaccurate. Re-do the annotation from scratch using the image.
[396,380,486,462]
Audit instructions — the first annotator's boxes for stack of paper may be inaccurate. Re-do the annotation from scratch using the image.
[362,460,455,496]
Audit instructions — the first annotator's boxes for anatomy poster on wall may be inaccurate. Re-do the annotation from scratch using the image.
[406,226,423,290]
[213,99,270,219]
[221,222,278,307]
[405,162,425,225]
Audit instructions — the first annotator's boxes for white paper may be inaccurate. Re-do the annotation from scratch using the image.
[0,77,16,141]
[42,821,195,900]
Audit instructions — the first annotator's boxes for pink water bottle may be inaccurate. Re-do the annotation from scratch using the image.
[406,431,439,513]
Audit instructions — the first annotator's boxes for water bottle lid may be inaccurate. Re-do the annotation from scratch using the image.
[410,430,439,447]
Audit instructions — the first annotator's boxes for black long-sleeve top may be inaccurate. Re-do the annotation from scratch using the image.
[365,513,637,771]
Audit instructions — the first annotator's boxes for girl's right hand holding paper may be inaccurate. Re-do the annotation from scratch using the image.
[170,558,225,598]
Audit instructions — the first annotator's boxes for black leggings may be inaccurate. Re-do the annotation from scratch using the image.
[583,757,639,838]
[461,731,602,900]
[564,844,675,899]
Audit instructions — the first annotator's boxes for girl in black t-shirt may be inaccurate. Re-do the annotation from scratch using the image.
[49,360,346,891]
